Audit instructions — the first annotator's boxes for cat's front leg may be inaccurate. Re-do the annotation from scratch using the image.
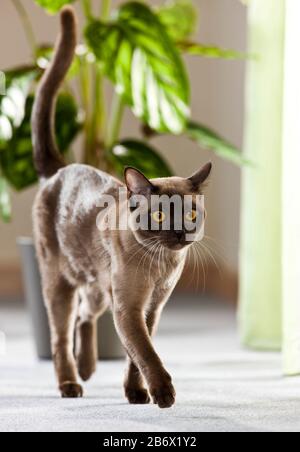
[112,283,175,408]
[124,302,164,405]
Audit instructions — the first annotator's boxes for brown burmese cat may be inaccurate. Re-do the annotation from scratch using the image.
[32,7,212,409]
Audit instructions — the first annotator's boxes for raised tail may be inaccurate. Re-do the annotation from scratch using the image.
[32,6,77,179]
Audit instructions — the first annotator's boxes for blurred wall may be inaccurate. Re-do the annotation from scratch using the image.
[0,0,246,273]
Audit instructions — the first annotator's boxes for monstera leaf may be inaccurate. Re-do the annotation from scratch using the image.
[0,93,82,190]
[178,42,248,60]
[157,0,198,41]
[186,121,249,166]
[85,2,190,134]
[0,67,37,144]
[109,139,172,179]
[34,0,76,14]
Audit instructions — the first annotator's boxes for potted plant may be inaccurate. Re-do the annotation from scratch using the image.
[0,0,246,359]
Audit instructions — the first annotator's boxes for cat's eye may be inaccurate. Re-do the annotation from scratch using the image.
[186,209,197,222]
[152,211,166,223]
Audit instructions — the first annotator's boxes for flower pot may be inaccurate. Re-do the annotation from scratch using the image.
[17,238,124,360]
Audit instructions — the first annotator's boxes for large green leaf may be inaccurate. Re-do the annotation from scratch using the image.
[85,2,190,134]
[34,0,76,14]
[109,139,173,179]
[0,67,37,143]
[0,93,82,190]
[186,121,250,166]
[0,176,11,222]
[157,0,198,41]
[178,42,248,59]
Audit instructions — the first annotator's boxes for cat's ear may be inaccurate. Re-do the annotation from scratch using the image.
[124,167,154,195]
[188,162,212,190]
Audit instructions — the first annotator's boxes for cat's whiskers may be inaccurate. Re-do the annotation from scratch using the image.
[162,245,167,276]
[187,247,193,288]
[189,242,206,292]
[199,241,221,271]
[136,243,155,278]
[195,246,202,291]
[134,246,151,281]
[196,243,207,292]
[190,245,196,290]
[94,234,159,280]
[126,236,160,265]
[195,241,223,279]
[191,245,199,291]
[157,244,164,279]
[137,240,160,281]
[203,235,227,264]
[204,235,226,253]
[148,242,161,283]
[144,241,159,281]
[159,244,165,278]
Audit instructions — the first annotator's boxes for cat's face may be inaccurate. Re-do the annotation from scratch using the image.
[125,163,212,251]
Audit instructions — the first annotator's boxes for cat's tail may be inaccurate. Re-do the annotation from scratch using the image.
[31,6,77,179]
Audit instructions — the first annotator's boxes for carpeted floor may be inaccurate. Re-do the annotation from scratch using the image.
[0,295,299,432]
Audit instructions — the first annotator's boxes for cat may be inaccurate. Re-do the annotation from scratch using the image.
[31,6,212,409]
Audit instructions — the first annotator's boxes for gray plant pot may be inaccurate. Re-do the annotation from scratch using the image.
[17,238,124,360]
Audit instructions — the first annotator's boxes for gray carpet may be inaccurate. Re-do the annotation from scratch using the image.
[0,296,299,432]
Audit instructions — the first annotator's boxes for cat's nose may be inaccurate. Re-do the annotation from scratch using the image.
[175,231,184,241]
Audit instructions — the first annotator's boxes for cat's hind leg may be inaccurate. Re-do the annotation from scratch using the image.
[76,282,110,381]
[42,270,82,398]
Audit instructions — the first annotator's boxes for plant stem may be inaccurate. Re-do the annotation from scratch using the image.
[81,0,92,19]
[91,66,106,165]
[106,94,125,148]
[101,0,112,19]
[81,0,114,167]
[80,0,95,165]
[85,0,113,167]
[11,0,36,55]
[79,61,92,164]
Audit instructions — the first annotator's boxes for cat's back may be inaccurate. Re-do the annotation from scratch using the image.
[59,164,122,216]
[33,164,123,274]
[34,163,123,228]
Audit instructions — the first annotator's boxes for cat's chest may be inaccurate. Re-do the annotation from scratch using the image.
[155,259,185,290]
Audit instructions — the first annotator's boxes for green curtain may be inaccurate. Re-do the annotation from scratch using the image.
[239,0,284,350]
[239,0,300,375]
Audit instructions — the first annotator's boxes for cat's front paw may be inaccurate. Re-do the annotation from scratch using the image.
[125,387,151,404]
[60,382,83,398]
[150,375,176,409]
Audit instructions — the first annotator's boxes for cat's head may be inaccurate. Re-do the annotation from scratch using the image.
[124,163,212,251]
